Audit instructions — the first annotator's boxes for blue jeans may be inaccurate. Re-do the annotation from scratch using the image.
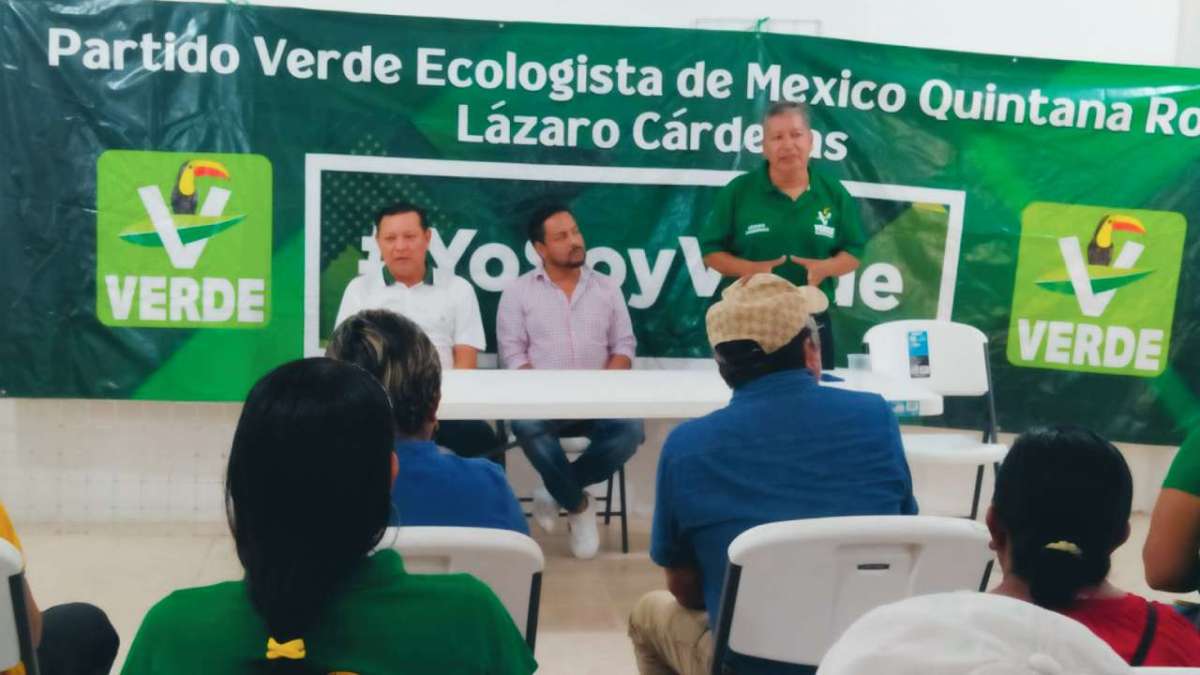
[510,418,643,512]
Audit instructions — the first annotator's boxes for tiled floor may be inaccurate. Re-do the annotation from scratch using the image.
[18,514,1191,675]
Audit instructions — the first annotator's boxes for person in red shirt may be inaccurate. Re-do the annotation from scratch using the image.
[987,426,1200,667]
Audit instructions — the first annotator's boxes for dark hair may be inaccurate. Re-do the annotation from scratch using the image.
[526,203,571,244]
[325,309,442,437]
[375,201,427,230]
[713,324,816,388]
[992,426,1132,610]
[763,100,811,127]
[226,358,394,674]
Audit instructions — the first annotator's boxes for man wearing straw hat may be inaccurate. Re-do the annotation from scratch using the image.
[628,273,916,675]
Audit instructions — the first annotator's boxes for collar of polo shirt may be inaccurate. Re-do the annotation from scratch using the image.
[381,259,435,287]
[535,264,591,277]
[757,162,810,199]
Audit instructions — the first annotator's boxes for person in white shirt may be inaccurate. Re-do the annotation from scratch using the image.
[335,202,497,458]
[335,203,485,368]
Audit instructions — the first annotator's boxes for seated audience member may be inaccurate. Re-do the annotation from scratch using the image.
[1144,429,1200,595]
[334,201,500,461]
[988,426,1200,666]
[496,204,642,558]
[818,592,1131,675]
[0,501,118,675]
[121,358,536,674]
[628,273,917,675]
[327,309,527,534]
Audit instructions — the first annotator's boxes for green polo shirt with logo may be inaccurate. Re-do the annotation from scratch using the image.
[699,164,866,299]
[121,550,537,675]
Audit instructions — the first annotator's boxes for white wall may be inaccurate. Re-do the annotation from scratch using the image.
[6,0,1195,525]
[1178,0,1200,67]
[174,0,1189,66]
[0,393,1178,525]
[0,399,233,524]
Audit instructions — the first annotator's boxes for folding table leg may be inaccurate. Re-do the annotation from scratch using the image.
[619,467,629,554]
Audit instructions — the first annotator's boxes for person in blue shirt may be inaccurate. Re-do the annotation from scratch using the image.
[628,274,917,675]
[327,309,528,535]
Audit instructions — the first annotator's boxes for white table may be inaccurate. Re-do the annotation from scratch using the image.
[438,368,942,420]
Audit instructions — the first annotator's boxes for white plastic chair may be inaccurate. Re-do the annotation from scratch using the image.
[0,539,37,674]
[863,320,1008,519]
[1132,670,1200,673]
[375,526,544,649]
[710,515,994,673]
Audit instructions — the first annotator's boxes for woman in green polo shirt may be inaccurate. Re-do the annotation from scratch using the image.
[121,358,536,674]
[1144,429,1200,596]
[700,101,865,366]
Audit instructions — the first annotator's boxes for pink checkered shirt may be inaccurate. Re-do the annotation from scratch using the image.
[496,266,637,369]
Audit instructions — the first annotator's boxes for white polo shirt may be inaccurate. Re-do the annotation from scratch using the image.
[334,264,486,368]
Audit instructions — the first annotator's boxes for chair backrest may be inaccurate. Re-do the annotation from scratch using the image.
[711,515,994,671]
[0,539,37,673]
[376,526,544,649]
[862,320,991,397]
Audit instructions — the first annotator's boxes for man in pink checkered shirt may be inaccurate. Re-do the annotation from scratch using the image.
[496,204,644,559]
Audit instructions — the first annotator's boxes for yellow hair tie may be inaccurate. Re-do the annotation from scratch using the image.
[1044,540,1083,558]
[266,637,306,660]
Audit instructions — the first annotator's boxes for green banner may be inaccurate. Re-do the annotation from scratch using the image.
[2,1,1199,444]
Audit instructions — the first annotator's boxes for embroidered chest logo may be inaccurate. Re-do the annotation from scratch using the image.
[744,222,770,236]
[814,208,835,238]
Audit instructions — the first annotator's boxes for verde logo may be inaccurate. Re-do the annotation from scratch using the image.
[814,207,835,238]
[96,151,272,328]
[1006,202,1184,376]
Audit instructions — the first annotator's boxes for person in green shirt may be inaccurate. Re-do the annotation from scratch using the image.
[699,101,866,366]
[121,358,537,675]
[1144,429,1200,595]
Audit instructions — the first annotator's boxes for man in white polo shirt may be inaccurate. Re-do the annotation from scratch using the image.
[335,202,497,458]
[335,203,485,367]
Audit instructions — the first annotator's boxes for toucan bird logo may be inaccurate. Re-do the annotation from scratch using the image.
[1034,213,1150,317]
[118,159,244,269]
[171,160,230,215]
[1087,214,1146,266]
